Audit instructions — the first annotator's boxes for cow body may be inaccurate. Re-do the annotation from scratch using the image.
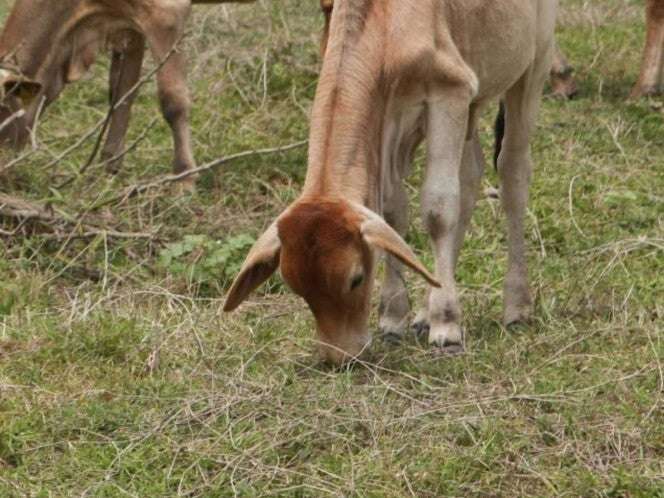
[226,0,558,364]
[0,0,253,184]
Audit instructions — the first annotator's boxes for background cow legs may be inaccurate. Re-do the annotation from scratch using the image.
[101,31,146,174]
[631,0,664,98]
[144,7,197,189]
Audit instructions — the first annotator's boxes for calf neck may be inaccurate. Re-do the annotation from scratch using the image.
[226,0,558,364]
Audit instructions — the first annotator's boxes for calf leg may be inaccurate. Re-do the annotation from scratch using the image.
[631,0,664,98]
[378,129,421,343]
[413,128,483,342]
[101,31,146,173]
[498,51,551,326]
[420,93,472,352]
[378,181,410,343]
[143,7,197,189]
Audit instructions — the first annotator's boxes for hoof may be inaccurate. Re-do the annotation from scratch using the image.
[173,177,197,196]
[503,307,532,328]
[629,85,660,100]
[412,320,430,340]
[433,343,465,356]
[380,330,403,346]
[101,152,124,175]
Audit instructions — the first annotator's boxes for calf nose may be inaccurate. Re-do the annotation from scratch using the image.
[317,332,371,365]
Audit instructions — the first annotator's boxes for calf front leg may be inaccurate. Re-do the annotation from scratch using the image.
[378,184,410,344]
[413,131,484,340]
[144,9,197,189]
[420,94,471,353]
[101,31,146,174]
[631,0,664,98]
[379,126,423,343]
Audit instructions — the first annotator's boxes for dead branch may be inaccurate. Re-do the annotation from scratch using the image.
[0,193,153,240]
[101,139,308,208]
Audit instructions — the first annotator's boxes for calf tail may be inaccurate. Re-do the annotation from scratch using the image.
[493,101,506,171]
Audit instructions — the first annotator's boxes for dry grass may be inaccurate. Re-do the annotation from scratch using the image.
[1,0,663,496]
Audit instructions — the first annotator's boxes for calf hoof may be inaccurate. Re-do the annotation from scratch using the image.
[428,323,464,354]
[434,343,465,356]
[629,85,660,100]
[380,330,403,346]
[503,306,532,328]
[101,152,124,175]
[412,320,430,340]
[173,175,197,196]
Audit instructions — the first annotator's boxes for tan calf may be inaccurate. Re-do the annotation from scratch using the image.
[226,0,558,364]
[0,0,253,184]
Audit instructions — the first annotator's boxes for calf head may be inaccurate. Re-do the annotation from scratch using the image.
[224,199,439,364]
[0,68,41,147]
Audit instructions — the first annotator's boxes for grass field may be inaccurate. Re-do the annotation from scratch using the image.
[1,0,663,496]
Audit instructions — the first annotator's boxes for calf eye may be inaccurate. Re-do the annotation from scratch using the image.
[350,274,364,290]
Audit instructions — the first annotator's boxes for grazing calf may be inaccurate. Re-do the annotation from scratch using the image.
[0,0,253,185]
[550,0,664,99]
[225,0,558,364]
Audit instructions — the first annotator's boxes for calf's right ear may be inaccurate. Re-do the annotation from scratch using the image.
[223,222,281,312]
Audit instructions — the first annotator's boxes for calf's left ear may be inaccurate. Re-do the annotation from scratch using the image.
[358,206,441,288]
[223,222,281,312]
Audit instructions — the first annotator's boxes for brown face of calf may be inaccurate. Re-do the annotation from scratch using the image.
[224,199,439,365]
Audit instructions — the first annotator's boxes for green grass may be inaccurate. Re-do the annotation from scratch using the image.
[1,0,663,496]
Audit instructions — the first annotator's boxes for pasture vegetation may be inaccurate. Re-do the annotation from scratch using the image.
[0,0,662,496]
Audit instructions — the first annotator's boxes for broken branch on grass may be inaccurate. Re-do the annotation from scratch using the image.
[0,193,154,240]
[105,139,308,207]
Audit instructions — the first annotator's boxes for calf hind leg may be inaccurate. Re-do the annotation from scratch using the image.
[497,55,551,326]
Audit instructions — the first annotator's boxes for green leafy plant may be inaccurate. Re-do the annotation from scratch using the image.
[158,233,255,294]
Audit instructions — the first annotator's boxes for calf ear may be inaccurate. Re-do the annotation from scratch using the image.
[3,79,42,106]
[358,206,440,288]
[223,222,282,312]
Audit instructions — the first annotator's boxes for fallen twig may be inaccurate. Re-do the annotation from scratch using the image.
[101,139,308,208]
[0,193,154,240]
